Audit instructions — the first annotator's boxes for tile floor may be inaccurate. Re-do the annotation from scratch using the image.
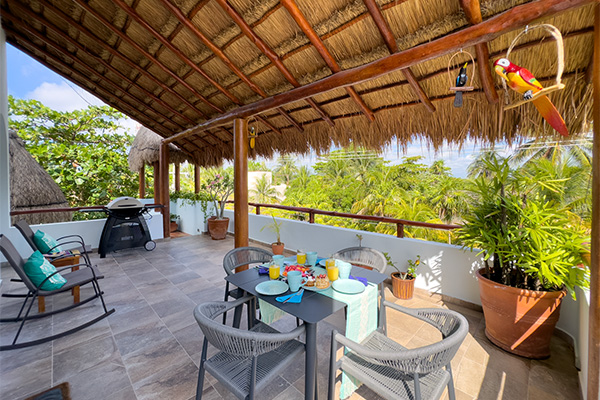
[0,235,581,400]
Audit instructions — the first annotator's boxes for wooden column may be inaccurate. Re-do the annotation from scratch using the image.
[174,163,180,192]
[159,142,170,239]
[139,165,145,199]
[153,161,160,205]
[234,118,249,250]
[588,5,600,399]
[194,164,201,193]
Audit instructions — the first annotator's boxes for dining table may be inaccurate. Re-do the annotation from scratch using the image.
[225,261,388,400]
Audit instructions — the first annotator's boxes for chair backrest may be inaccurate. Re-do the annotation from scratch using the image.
[222,246,273,276]
[14,220,37,252]
[332,246,387,273]
[0,234,37,292]
[194,298,302,357]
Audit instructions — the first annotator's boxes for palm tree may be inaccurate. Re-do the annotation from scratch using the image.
[273,156,298,184]
[250,174,279,204]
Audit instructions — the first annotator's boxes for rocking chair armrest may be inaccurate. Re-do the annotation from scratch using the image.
[35,268,71,291]
[56,234,86,244]
[54,262,93,273]
[47,240,84,253]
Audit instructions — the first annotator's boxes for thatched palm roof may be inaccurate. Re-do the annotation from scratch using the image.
[1,0,595,166]
[128,126,195,172]
[9,130,72,225]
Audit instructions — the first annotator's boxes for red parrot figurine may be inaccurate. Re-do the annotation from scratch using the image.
[493,58,568,136]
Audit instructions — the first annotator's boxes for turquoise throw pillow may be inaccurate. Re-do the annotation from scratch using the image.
[23,251,67,291]
[33,230,62,254]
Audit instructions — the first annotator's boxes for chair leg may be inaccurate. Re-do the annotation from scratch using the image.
[196,338,209,400]
[446,364,456,400]
[222,283,230,324]
[328,330,338,400]
[249,355,257,400]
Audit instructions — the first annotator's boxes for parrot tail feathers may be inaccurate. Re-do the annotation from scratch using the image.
[532,95,568,136]
[454,92,463,108]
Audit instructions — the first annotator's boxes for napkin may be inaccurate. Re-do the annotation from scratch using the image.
[256,265,269,275]
[349,275,368,286]
[276,289,304,303]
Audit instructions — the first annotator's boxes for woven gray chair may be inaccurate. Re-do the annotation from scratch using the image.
[0,234,114,351]
[331,246,387,273]
[222,246,273,324]
[194,296,305,400]
[328,300,468,400]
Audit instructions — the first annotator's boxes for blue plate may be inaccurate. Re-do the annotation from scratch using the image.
[332,279,365,294]
[255,280,289,296]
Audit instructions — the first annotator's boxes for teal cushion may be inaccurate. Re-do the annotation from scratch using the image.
[33,230,62,254]
[23,251,67,291]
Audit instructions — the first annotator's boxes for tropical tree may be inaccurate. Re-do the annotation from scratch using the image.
[250,174,279,204]
[273,156,298,184]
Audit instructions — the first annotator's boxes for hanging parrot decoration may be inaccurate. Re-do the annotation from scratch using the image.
[453,62,468,108]
[493,58,568,136]
[249,126,257,149]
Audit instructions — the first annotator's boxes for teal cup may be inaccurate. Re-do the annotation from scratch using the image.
[306,251,318,266]
[272,255,285,267]
[338,261,352,280]
[287,270,307,292]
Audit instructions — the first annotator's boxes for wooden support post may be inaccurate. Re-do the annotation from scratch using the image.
[174,163,180,192]
[153,161,160,205]
[234,118,249,251]
[139,165,146,199]
[159,143,170,239]
[194,164,201,194]
[588,5,600,400]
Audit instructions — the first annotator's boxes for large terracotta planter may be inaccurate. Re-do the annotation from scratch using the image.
[271,242,285,255]
[207,217,229,240]
[391,272,415,300]
[476,268,566,359]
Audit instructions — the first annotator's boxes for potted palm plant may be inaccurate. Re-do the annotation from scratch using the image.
[388,253,420,300]
[203,171,234,240]
[458,154,589,358]
[261,216,284,254]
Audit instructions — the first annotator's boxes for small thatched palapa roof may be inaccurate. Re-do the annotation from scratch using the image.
[2,0,595,166]
[128,127,195,172]
[9,130,72,225]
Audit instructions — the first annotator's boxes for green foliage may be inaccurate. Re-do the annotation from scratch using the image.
[250,174,279,204]
[260,215,283,244]
[202,171,234,219]
[8,96,139,208]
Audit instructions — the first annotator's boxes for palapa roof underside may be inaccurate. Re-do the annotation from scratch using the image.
[1,0,596,167]
[128,126,195,172]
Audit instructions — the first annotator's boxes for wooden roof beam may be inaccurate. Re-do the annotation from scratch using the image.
[281,0,375,122]
[215,0,334,128]
[164,0,595,144]
[157,0,302,133]
[459,0,499,104]
[362,0,435,113]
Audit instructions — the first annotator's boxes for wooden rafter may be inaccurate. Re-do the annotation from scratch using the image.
[156,0,303,133]
[362,0,435,113]
[164,0,596,144]
[459,0,500,104]
[280,0,375,122]
[214,0,334,128]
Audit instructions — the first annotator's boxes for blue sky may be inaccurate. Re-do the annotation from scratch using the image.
[7,44,499,178]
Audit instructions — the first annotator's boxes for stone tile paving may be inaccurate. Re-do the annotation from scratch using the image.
[0,235,581,400]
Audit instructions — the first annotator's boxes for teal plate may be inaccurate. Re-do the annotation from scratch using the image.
[332,279,365,295]
[255,280,289,296]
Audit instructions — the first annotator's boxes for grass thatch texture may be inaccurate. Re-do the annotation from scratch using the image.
[128,127,195,172]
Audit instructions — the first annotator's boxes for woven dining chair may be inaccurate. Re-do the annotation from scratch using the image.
[222,246,272,324]
[328,300,468,400]
[194,296,305,400]
[331,247,387,273]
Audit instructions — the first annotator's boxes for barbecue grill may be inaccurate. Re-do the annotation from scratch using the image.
[97,197,160,258]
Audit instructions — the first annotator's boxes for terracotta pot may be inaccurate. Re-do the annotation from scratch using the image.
[170,221,178,232]
[476,268,566,359]
[207,217,229,240]
[271,242,285,255]
[391,272,415,300]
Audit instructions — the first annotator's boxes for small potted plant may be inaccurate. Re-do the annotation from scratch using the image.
[169,213,180,233]
[389,254,420,300]
[202,171,234,240]
[261,215,284,254]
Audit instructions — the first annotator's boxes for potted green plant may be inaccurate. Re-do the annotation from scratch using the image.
[457,154,589,358]
[388,253,420,300]
[169,213,180,233]
[202,171,234,240]
[261,215,284,254]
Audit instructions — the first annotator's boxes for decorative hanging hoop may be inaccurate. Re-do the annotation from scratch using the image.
[502,24,566,111]
[447,50,475,92]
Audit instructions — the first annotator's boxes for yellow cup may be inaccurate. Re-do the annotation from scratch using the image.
[297,252,307,265]
[326,258,336,268]
[327,266,339,281]
[269,263,280,280]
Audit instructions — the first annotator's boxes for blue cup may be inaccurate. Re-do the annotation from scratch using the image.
[272,255,285,267]
[338,261,352,280]
[306,251,318,266]
[287,270,307,292]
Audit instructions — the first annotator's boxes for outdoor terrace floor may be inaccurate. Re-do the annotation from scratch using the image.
[0,235,581,400]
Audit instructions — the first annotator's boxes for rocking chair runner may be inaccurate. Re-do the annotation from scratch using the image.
[0,234,114,351]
